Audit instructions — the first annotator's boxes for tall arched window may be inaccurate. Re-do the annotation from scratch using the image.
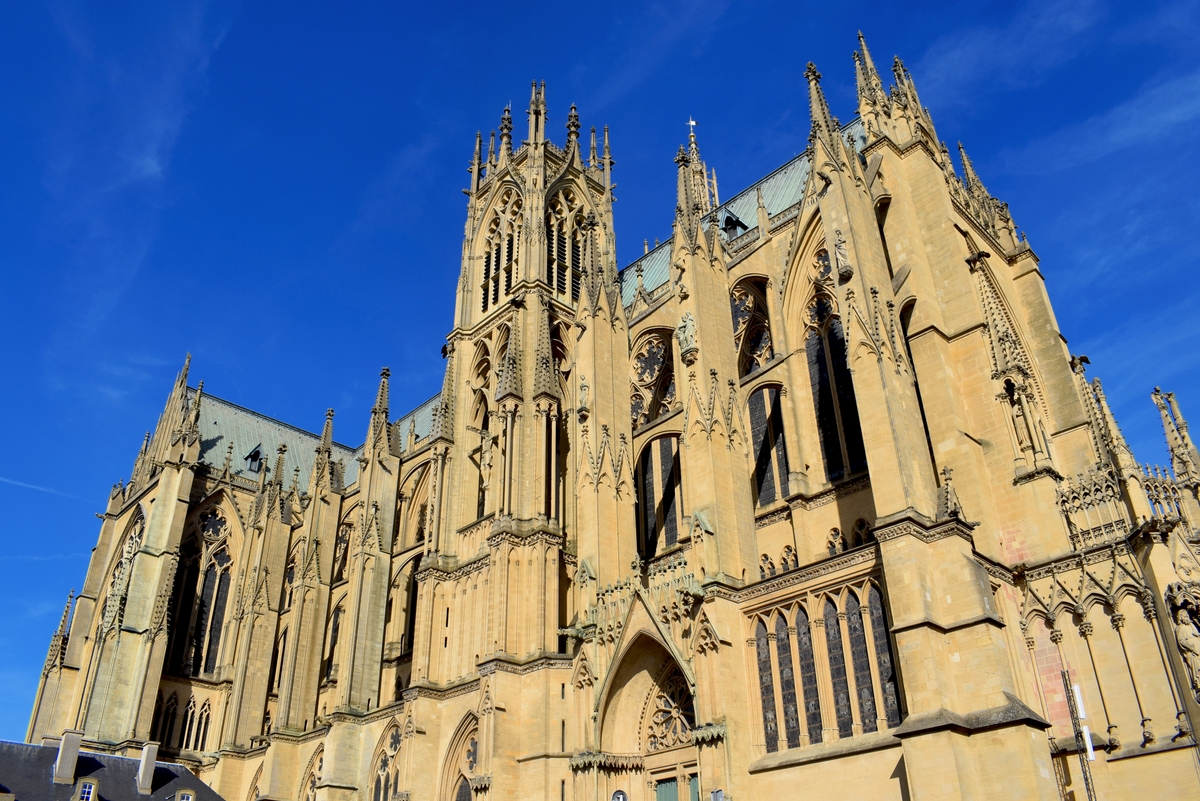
[181,697,197,750]
[635,436,682,561]
[268,629,287,693]
[191,548,232,676]
[845,592,877,732]
[730,278,774,377]
[775,615,800,749]
[631,332,676,429]
[160,693,178,748]
[166,537,201,675]
[868,586,901,727]
[480,189,522,313]
[796,607,822,744]
[747,385,790,505]
[823,598,853,738]
[454,778,471,801]
[805,295,867,482]
[546,190,583,301]
[754,619,778,753]
[195,701,211,751]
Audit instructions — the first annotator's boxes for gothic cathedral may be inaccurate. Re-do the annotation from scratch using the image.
[29,35,1200,801]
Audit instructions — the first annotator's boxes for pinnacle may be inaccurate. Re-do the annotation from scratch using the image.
[804,62,821,83]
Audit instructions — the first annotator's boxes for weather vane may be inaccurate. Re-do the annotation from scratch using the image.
[687,117,697,136]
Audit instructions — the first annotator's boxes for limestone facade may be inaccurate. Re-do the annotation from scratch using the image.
[28,34,1200,801]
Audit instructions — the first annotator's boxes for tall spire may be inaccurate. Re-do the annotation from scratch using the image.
[368,368,391,450]
[273,444,288,487]
[533,295,559,400]
[488,130,496,166]
[805,62,838,148]
[854,32,886,118]
[958,142,989,198]
[470,131,482,194]
[430,346,456,442]
[499,106,513,162]
[601,125,614,199]
[527,81,547,144]
[496,322,523,401]
[567,103,580,147]
[589,126,598,168]
[1153,388,1200,483]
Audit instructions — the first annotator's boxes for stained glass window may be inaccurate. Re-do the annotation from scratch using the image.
[846,592,877,732]
[796,607,822,743]
[775,616,800,748]
[755,619,778,752]
[824,599,853,738]
[868,586,901,727]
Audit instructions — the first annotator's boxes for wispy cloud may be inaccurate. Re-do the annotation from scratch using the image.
[915,0,1105,109]
[1004,66,1200,172]
[584,0,734,112]
[0,476,89,501]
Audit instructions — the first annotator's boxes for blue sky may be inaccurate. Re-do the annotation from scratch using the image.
[2,0,1199,740]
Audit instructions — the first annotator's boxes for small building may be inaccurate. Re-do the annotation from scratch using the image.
[0,732,224,801]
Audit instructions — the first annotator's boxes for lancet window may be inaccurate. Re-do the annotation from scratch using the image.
[636,435,683,561]
[191,547,232,676]
[631,332,677,430]
[752,586,900,753]
[805,295,867,482]
[480,188,522,313]
[101,513,145,632]
[747,385,790,505]
[546,188,583,301]
[730,279,774,377]
[166,537,201,675]
[268,629,287,692]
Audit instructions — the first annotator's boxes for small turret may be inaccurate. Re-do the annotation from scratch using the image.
[1153,387,1200,484]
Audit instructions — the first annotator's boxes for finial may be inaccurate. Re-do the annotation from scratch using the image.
[488,130,496,165]
[602,125,611,158]
[567,103,580,143]
[804,62,821,83]
[589,126,598,167]
[643,239,649,254]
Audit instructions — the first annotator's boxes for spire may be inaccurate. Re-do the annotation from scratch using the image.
[470,131,482,194]
[273,444,288,487]
[488,130,496,166]
[958,142,989,198]
[673,122,711,245]
[805,62,838,148]
[366,367,391,453]
[567,103,580,147]
[710,168,720,207]
[527,81,547,144]
[496,322,523,401]
[499,106,513,162]
[1093,378,1137,473]
[589,126,598,168]
[854,32,886,117]
[858,31,881,81]
[430,347,456,442]
[601,125,614,199]
[320,408,334,451]
[533,295,559,400]
[57,589,74,635]
[1153,388,1200,483]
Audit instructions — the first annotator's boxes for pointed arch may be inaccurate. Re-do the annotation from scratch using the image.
[635,435,683,561]
[595,626,695,755]
[370,720,404,801]
[804,292,867,482]
[730,276,775,377]
[630,329,677,430]
[438,712,481,801]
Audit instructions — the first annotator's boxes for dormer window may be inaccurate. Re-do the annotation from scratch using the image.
[721,210,748,239]
[77,781,96,801]
[178,791,195,801]
[245,445,264,473]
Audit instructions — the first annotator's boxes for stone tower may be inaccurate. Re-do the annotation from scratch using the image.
[29,35,1200,801]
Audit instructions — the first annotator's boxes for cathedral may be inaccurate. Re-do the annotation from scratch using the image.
[28,34,1200,800]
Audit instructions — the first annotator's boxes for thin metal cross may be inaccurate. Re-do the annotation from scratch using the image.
[687,117,697,136]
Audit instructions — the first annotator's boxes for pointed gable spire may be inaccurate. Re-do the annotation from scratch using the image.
[470,131,483,194]
[805,62,838,149]
[273,444,288,487]
[854,32,887,123]
[601,125,614,200]
[589,126,598,168]
[1153,388,1200,482]
[958,142,989,198]
[673,123,711,247]
[430,346,456,442]
[1093,378,1137,472]
[499,106,513,161]
[367,367,391,451]
[496,321,523,402]
[533,294,559,400]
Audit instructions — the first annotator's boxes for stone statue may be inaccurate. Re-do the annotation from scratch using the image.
[479,430,494,490]
[1174,608,1200,696]
[676,312,696,353]
[578,375,589,411]
[833,230,853,281]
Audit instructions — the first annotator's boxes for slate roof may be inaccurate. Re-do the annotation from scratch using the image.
[393,393,440,453]
[618,118,866,309]
[0,741,226,801]
[189,389,361,488]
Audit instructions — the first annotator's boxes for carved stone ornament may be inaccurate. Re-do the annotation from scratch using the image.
[833,230,854,282]
[676,312,698,366]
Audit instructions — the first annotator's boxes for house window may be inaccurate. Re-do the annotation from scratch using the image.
[747,385,790,505]
[245,446,264,473]
[78,782,95,801]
